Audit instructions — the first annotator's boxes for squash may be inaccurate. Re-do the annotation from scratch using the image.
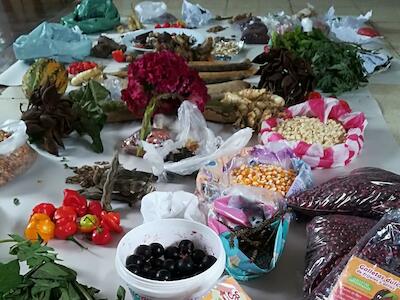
[22,59,68,98]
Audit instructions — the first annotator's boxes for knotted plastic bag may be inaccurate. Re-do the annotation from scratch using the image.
[61,0,120,34]
[182,0,213,27]
[13,22,91,62]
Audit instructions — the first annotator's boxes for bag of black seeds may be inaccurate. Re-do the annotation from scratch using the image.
[309,209,400,300]
[304,215,377,297]
[288,167,400,219]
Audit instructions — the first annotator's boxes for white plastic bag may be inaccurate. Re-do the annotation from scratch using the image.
[135,1,167,23]
[142,101,253,176]
[0,120,28,155]
[181,0,213,27]
[140,191,206,224]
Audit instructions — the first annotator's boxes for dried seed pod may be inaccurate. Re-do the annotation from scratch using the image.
[256,48,316,106]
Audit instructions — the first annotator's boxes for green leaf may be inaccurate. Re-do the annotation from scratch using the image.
[0,260,22,296]
[69,80,108,153]
[31,262,76,281]
[116,286,126,300]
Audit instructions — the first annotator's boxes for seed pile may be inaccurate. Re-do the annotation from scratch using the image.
[0,130,10,142]
[231,164,297,195]
[273,116,346,147]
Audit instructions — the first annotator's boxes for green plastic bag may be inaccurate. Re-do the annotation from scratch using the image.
[61,0,120,34]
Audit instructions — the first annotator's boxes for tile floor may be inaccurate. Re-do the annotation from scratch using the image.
[0,0,400,144]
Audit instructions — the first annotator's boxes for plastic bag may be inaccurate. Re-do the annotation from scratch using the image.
[259,96,367,168]
[201,275,252,299]
[358,50,392,75]
[140,191,206,224]
[61,0,120,34]
[208,186,291,281]
[310,209,400,299]
[0,120,37,186]
[142,101,253,176]
[288,167,400,219]
[196,145,313,205]
[135,1,167,23]
[324,7,382,44]
[13,22,91,63]
[304,215,377,297]
[182,0,213,28]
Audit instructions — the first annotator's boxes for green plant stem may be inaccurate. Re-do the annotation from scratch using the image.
[137,96,158,156]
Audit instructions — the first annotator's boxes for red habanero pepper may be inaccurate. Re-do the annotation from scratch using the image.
[32,203,56,218]
[63,189,87,216]
[54,219,78,240]
[87,201,103,218]
[53,206,77,223]
[92,226,112,245]
[101,211,123,233]
[112,50,125,63]
[79,214,99,233]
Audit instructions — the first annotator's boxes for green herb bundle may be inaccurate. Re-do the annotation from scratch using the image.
[0,235,103,300]
[272,27,367,94]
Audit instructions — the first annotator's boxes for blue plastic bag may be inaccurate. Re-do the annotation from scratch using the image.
[13,22,92,63]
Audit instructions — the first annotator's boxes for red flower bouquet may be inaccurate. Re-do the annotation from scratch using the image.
[121,50,209,155]
[121,50,208,117]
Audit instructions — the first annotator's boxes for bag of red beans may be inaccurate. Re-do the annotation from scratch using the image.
[304,215,377,297]
[288,167,400,219]
[309,209,400,300]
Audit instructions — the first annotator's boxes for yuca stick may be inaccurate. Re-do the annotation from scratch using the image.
[199,67,258,84]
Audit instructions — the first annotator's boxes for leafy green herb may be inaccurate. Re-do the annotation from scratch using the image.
[13,198,20,206]
[272,27,367,94]
[69,80,108,153]
[0,235,103,300]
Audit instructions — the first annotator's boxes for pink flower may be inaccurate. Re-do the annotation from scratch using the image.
[121,50,209,117]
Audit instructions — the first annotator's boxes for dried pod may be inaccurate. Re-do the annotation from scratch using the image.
[256,48,316,106]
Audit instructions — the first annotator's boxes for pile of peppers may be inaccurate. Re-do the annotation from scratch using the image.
[25,189,122,246]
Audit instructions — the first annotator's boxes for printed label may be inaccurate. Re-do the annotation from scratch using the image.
[329,256,400,300]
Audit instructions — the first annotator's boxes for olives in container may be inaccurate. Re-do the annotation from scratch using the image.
[125,240,217,281]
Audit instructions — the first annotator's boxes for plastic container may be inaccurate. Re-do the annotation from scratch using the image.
[115,219,226,300]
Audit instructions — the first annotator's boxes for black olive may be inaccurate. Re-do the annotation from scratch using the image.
[155,269,172,281]
[149,242,164,258]
[126,254,144,267]
[135,244,152,259]
[164,246,180,260]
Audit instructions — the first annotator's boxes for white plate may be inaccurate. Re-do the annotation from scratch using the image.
[121,28,205,53]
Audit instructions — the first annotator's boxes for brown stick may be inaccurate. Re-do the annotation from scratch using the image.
[188,59,252,72]
[199,67,258,84]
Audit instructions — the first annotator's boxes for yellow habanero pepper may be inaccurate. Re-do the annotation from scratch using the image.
[24,213,55,242]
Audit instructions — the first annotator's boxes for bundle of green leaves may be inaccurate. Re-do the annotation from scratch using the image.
[0,235,125,300]
[272,27,367,95]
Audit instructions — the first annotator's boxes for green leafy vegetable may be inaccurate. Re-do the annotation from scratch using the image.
[69,80,108,153]
[272,27,367,94]
[0,235,103,300]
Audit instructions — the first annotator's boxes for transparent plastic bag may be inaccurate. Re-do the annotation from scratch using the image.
[61,0,120,34]
[288,167,400,219]
[310,209,400,299]
[0,120,37,186]
[181,0,213,28]
[208,186,291,281]
[134,1,167,23]
[13,22,92,63]
[304,215,377,297]
[201,275,252,299]
[142,101,253,176]
[196,145,313,205]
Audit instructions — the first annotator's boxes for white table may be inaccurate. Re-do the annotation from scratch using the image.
[1,24,400,300]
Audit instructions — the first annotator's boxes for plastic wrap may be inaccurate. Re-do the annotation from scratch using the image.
[13,22,92,63]
[259,96,367,169]
[0,120,37,186]
[310,209,400,300]
[196,145,313,205]
[208,186,291,281]
[181,0,213,28]
[61,0,120,34]
[141,101,253,176]
[201,275,252,299]
[304,215,377,297]
[288,167,400,219]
